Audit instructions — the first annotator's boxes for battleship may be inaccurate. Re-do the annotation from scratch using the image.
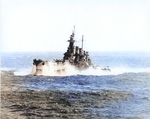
[31,27,92,76]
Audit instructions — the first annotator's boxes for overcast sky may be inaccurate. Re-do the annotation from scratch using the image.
[1,0,150,52]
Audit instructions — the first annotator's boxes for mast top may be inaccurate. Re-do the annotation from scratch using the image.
[73,26,75,34]
[82,35,84,49]
[68,26,75,43]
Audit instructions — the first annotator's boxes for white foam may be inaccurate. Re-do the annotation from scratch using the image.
[0,67,15,71]
[14,67,32,76]
[78,66,150,76]
[110,67,150,75]
[13,62,150,76]
[15,62,79,76]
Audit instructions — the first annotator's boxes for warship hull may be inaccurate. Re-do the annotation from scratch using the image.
[30,59,91,76]
[30,27,92,76]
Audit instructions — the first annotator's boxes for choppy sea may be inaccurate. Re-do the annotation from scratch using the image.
[1,51,150,119]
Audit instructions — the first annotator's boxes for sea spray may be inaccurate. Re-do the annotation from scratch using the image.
[30,61,79,76]
[14,64,150,76]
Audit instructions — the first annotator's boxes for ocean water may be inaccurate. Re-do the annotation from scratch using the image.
[1,51,150,118]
